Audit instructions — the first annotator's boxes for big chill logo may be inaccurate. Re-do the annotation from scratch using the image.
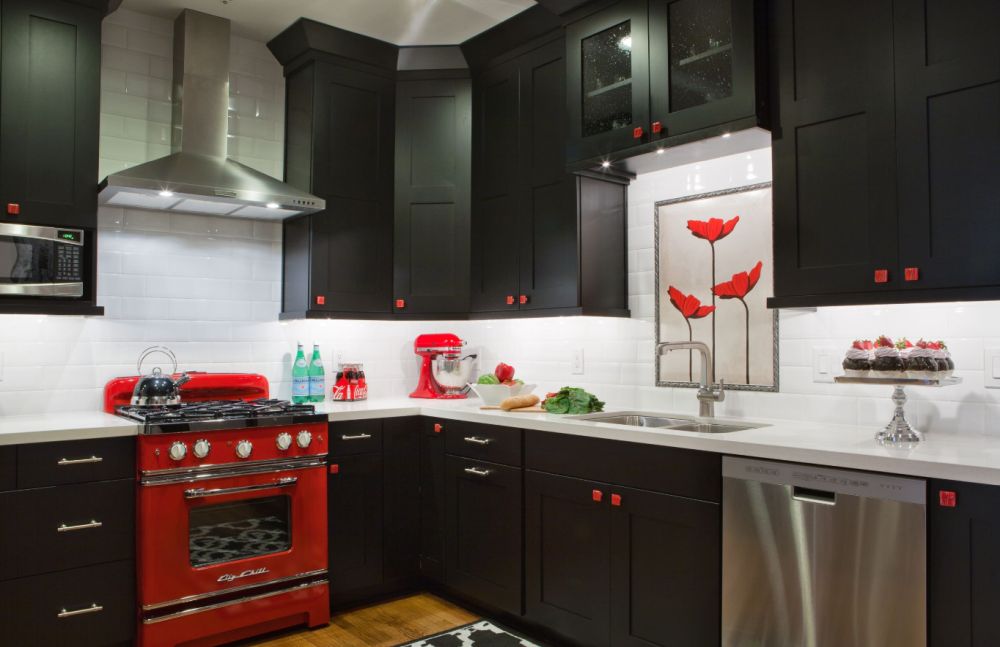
[217,567,270,583]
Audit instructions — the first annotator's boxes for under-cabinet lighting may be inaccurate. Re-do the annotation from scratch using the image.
[722,132,732,138]
[266,202,280,209]
[656,148,665,155]
[601,160,611,168]
[159,190,174,197]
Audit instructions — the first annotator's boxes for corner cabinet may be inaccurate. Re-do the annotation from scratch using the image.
[769,0,1000,307]
[565,0,766,167]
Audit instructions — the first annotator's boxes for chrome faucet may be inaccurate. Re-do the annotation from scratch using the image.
[657,341,725,417]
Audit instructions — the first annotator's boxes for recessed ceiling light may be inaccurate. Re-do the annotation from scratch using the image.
[158,190,174,197]
[601,161,611,168]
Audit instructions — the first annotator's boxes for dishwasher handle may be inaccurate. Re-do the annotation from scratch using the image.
[792,486,837,506]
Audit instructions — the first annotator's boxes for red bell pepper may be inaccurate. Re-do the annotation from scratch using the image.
[494,362,515,383]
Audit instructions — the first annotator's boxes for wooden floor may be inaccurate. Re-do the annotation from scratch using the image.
[242,593,479,647]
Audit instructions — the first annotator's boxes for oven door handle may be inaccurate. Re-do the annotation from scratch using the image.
[183,476,298,499]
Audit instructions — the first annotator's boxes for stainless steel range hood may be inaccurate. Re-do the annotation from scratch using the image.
[98,9,324,220]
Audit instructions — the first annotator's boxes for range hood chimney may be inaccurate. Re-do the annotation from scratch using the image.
[98,9,324,219]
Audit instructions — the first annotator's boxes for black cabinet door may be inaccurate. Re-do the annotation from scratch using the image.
[383,417,420,586]
[394,78,472,315]
[770,0,898,299]
[566,0,651,163]
[445,456,522,615]
[647,0,758,139]
[609,486,720,647]
[525,470,610,647]
[470,60,521,313]
[328,452,383,596]
[419,420,447,582]
[0,0,100,229]
[894,0,1000,291]
[518,37,581,312]
[929,480,1000,647]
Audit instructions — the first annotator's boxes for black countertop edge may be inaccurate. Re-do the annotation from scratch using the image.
[137,413,329,435]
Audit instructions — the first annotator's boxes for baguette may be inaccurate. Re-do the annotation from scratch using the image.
[499,394,540,411]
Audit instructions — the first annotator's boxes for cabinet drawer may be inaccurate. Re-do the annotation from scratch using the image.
[0,446,13,491]
[329,419,383,456]
[8,560,135,647]
[10,479,134,577]
[445,420,522,467]
[17,436,134,489]
[526,431,720,502]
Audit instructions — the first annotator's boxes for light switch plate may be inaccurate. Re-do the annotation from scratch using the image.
[571,348,585,375]
[812,347,839,383]
[985,348,1000,388]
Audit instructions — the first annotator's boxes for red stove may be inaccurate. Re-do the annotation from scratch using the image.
[106,373,330,647]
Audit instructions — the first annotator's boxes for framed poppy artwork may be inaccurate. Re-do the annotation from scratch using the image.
[654,182,778,391]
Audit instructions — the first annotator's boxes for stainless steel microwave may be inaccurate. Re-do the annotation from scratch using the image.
[0,223,85,298]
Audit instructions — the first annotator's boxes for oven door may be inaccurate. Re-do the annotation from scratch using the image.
[138,458,327,609]
[0,223,84,297]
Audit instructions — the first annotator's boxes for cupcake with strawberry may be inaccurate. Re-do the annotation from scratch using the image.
[931,341,955,378]
[842,340,873,377]
[908,340,940,379]
[871,335,905,378]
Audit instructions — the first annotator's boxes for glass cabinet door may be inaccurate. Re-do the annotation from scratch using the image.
[566,0,649,163]
[649,0,757,138]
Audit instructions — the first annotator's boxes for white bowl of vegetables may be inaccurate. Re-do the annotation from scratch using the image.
[470,363,535,406]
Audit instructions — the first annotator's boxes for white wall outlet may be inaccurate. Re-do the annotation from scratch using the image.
[811,347,839,383]
[572,348,585,375]
[985,348,1000,388]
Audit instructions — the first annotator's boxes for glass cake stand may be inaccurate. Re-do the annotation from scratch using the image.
[834,375,963,444]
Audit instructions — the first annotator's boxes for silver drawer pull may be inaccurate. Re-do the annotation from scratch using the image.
[340,433,372,441]
[57,520,103,533]
[184,476,298,499]
[57,456,103,466]
[58,603,103,619]
[463,436,493,446]
[464,467,493,477]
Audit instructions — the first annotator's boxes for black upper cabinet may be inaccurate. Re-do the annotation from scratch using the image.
[0,0,102,229]
[271,22,397,318]
[393,77,472,316]
[566,0,766,167]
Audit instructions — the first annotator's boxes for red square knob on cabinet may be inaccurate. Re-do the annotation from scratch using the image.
[874,269,889,284]
[433,423,443,434]
[611,493,622,507]
[395,298,405,309]
[315,295,325,305]
[592,489,603,503]
[651,121,663,134]
[6,203,19,215]
[633,126,644,139]
[505,295,515,305]
[939,490,957,507]
[519,295,528,305]
[904,267,920,282]
[329,463,340,474]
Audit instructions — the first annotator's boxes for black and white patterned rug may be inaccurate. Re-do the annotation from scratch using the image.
[397,620,542,647]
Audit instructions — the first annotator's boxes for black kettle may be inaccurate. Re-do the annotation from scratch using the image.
[131,346,190,406]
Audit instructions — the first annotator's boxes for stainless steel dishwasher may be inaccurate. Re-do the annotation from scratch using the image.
[722,457,926,647]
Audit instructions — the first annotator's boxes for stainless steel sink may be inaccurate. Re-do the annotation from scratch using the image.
[573,411,765,434]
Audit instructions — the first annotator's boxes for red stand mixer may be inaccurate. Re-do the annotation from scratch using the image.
[410,333,478,399]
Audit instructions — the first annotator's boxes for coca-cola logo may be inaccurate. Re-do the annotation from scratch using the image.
[217,567,269,583]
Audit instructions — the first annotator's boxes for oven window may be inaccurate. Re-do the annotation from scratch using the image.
[189,495,291,567]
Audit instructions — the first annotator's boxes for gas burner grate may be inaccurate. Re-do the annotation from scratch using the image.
[118,398,316,424]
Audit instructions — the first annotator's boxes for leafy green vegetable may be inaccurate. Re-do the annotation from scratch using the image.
[543,387,605,415]
[477,374,500,385]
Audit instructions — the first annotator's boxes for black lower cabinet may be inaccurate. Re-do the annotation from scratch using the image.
[929,479,1000,647]
[328,451,384,599]
[525,470,611,646]
[419,419,447,582]
[445,456,522,615]
[383,417,421,587]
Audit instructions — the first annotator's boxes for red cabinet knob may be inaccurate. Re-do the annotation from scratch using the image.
[329,463,340,474]
[633,126,644,139]
[433,423,443,434]
[315,295,326,305]
[939,490,957,507]
[904,267,920,282]
[592,489,603,502]
[611,493,622,507]
[519,295,528,305]
[6,203,19,215]
[505,295,515,305]
[874,269,889,284]
[651,121,663,134]
[395,298,406,309]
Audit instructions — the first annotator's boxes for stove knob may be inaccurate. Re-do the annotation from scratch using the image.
[296,429,312,449]
[168,441,187,462]
[276,432,292,451]
[193,439,211,459]
[235,440,253,460]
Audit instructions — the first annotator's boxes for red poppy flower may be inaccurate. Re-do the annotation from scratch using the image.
[668,286,715,319]
[687,216,740,243]
[713,261,763,299]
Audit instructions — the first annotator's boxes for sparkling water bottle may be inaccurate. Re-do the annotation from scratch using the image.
[308,343,325,403]
[292,342,309,403]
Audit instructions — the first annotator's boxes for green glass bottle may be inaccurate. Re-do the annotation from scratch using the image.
[292,342,309,404]
[308,343,325,403]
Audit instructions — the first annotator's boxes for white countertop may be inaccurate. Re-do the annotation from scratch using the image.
[4,398,1000,485]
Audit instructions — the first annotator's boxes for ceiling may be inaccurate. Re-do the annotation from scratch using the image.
[121,0,536,45]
